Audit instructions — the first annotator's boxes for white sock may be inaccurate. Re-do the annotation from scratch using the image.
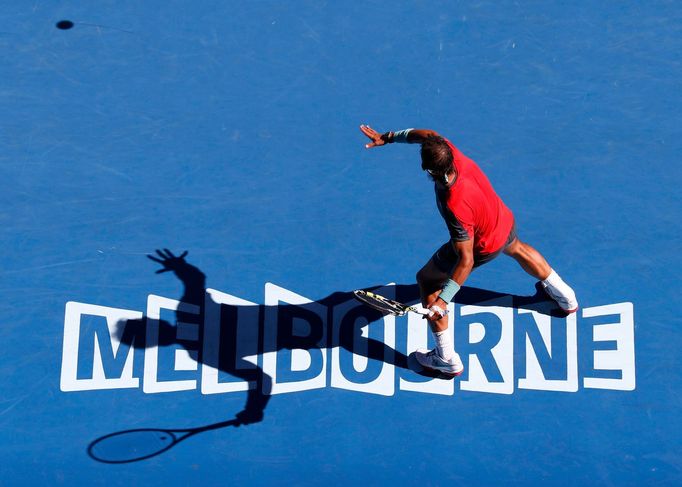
[433,329,455,361]
[542,269,576,299]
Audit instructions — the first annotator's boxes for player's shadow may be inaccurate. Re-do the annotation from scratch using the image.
[89,248,561,463]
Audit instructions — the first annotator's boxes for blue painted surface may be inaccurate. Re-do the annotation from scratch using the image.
[1,1,681,484]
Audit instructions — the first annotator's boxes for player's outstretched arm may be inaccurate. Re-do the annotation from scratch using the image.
[360,124,441,148]
[404,129,441,143]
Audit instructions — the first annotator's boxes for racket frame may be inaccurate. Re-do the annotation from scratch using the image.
[353,290,430,316]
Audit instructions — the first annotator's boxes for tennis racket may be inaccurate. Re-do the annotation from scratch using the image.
[353,290,436,317]
[88,419,239,463]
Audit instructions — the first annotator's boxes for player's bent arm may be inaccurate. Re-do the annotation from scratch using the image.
[449,239,474,287]
[384,128,441,144]
[431,239,473,311]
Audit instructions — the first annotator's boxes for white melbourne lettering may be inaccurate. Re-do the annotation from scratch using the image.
[59,284,637,396]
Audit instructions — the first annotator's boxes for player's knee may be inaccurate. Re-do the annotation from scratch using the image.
[416,268,434,294]
[416,267,427,286]
[417,267,445,299]
[416,264,438,284]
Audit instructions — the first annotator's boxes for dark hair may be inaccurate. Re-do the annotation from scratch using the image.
[420,136,453,175]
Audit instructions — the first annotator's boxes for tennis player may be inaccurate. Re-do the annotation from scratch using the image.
[360,125,578,377]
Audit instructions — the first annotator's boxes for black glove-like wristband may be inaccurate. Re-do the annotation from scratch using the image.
[381,131,394,144]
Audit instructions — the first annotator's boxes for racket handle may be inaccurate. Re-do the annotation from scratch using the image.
[412,306,431,316]
[427,305,448,319]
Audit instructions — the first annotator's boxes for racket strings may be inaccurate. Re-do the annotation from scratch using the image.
[353,291,407,315]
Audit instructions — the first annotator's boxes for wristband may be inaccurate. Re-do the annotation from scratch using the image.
[392,128,413,143]
[438,279,460,304]
[381,131,394,143]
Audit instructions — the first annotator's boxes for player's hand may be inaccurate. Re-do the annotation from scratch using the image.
[235,408,264,426]
[360,124,388,148]
[425,298,449,321]
[147,248,189,273]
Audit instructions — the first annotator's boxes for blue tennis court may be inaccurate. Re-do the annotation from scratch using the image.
[2,1,681,484]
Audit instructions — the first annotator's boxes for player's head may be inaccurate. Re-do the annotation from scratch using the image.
[420,136,453,182]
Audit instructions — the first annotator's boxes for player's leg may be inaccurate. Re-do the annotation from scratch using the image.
[503,238,579,312]
[503,237,551,279]
[416,258,449,332]
[414,245,464,376]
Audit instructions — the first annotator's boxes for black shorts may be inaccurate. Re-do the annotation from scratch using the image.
[431,222,518,274]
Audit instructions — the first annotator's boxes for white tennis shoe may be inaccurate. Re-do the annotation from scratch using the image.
[541,281,579,313]
[414,349,464,377]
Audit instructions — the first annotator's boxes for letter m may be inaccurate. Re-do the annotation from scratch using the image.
[60,301,143,392]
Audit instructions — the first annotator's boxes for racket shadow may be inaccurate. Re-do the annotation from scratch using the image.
[87,419,239,464]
